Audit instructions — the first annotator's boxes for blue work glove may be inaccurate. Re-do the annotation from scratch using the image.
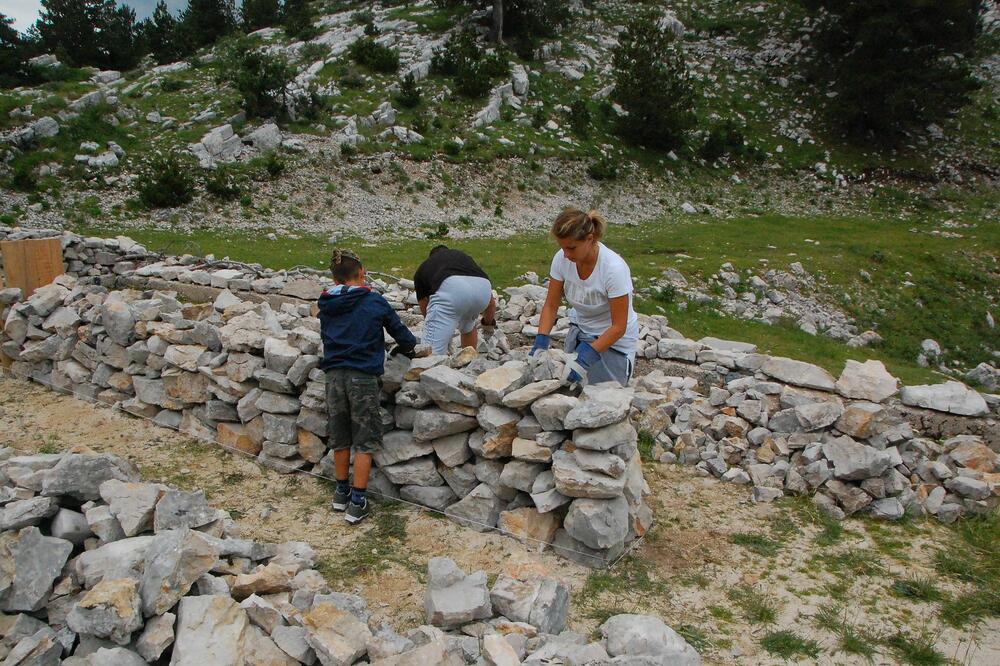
[530,333,551,356]
[566,341,601,385]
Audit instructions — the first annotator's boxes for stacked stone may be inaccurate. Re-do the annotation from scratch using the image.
[638,356,999,523]
[0,228,158,287]
[372,350,651,568]
[0,449,700,665]
[0,277,652,566]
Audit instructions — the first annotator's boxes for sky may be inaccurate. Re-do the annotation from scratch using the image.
[4,0,189,33]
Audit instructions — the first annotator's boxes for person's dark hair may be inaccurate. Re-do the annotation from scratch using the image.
[330,248,363,283]
[430,244,449,255]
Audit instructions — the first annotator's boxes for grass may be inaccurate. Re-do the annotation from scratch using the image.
[315,501,416,585]
[580,556,669,622]
[726,585,779,625]
[759,630,822,660]
[826,549,885,578]
[883,631,949,666]
[892,576,944,603]
[932,513,1000,628]
[729,532,783,557]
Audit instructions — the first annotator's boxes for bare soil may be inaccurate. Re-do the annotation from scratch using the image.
[2,373,997,665]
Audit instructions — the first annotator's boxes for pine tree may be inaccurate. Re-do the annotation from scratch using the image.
[1,13,30,88]
[242,0,281,32]
[178,0,236,53]
[282,0,317,40]
[34,0,140,70]
[141,1,180,65]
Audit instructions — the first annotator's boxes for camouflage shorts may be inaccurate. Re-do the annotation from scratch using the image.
[326,368,383,454]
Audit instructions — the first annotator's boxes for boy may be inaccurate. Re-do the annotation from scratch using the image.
[317,249,417,524]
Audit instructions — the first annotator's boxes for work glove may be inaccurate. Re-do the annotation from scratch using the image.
[389,345,417,359]
[529,333,550,357]
[562,341,601,387]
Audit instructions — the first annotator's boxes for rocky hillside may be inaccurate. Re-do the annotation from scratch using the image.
[0,0,998,238]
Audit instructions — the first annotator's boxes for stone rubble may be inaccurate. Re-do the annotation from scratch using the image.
[0,448,699,665]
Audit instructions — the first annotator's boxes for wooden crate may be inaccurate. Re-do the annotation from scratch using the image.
[0,237,64,299]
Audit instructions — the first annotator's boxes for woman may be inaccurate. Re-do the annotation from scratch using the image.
[531,208,639,386]
[414,245,497,355]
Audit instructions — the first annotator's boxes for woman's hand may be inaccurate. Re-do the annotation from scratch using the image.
[588,294,629,353]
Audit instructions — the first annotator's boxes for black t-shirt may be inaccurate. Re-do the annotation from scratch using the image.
[413,249,490,301]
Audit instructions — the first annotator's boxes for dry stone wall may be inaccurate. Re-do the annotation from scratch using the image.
[0,449,702,665]
[1,228,998,533]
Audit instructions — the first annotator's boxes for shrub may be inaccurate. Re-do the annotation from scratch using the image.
[339,143,357,157]
[442,140,462,156]
[504,0,571,39]
[283,0,318,40]
[262,153,285,179]
[137,152,196,208]
[699,119,754,162]
[203,164,242,199]
[220,39,295,119]
[348,37,399,74]
[569,99,591,137]
[395,73,422,108]
[587,152,621,181]
[7,162,38,192]
[432,30,509,98]
[612,11,695,150]
[800,0,982,139]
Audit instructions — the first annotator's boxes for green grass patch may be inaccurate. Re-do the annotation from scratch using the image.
[675,624,712,652]
[726,585,779,625]
[932,514,1000,627]
[580,556,669,622]
[826,549,885,577]
[891,575,944,603]
[315,501,414,585]
[729,532,783,557]
[883,631,948,666]
[760,630,822,660]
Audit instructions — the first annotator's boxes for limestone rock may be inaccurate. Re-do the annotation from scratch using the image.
[563,389,631,429]
[67,578,143,645]
[1,527,74,612]
[551,450,626,499]
[490,574,569,634]
[301,602,372,666]
[563,497,629,550]
[497,508,560,546]
[99,479,165,537]
[41,453,139,501]
[445,483,503,532]
[134,612,175,661]
[140,529,219,617]
[900,381,989,416]
[600,614,701,664]
[424,558,492,629]
[835,360,898,402]
[170,595,250,666]
[761,357,836,391]
[822,436,893,481]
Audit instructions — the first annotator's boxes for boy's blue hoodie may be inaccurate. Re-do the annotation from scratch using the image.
[317,284,416,375]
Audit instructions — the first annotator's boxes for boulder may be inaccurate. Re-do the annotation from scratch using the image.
[1,527,74,612]
[99,480,165,536]
[572,420,637,452]
[41,453,139,501]
[420,366,481,408]
[551,450,626,499]
[600,614,701,665]
[563,388,631,429]
[835,360,899,402]
[761,357,836,391]
[900,381,989,416]
[424,558,492,629]
[412,410,478,441]
[301,603,372,666]
[444,483,503,532]
[153,489,218,532]
[474,362,529,404]
[67,578,143,645]
[497,508,560,545]
[563,497,629,550]
[170,595,250,666]
[502,380,562,408]
[531,394,579,431]
[822,436,893,481]
[489,574,569,634]
[139,529,219,617]
[134,612,175,661]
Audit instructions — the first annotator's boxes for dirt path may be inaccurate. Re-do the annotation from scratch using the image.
[2,373,997,664]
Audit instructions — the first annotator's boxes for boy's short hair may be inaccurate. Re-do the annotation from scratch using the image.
[330,248,363,283]
[429,244,448,255]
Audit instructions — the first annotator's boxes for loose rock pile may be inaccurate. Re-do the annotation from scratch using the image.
[0,448,701,665]
[0,229,157,284]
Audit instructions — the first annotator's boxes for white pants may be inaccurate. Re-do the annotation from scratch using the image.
[423,276,492,355]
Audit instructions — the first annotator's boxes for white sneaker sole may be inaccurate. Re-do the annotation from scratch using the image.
[345,512,367,524]
[331,501,348,512]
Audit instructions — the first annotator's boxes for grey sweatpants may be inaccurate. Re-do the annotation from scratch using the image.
[424,275,493,355]
[564,324,634,386]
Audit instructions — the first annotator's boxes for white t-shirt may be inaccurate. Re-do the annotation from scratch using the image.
[549,243,639,356]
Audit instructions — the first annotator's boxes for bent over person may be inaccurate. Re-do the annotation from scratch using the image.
[318,249,417,524]
[532,208,639,386]
[414,245,497,355]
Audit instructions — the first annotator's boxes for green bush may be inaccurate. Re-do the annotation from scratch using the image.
[800,0,982,139]
[396,73,422,108]
[203,165,242,199]
[569,99,591,137]
[432,30,509,98]
[7,162,38,192]
[137,152,196,208]
[587,153,621,181]
[612,11,695,150]
[348,37,400,74]
[699,119,757,162]
[220,38,295,119]
[442,140,462,156]
[262,153,285,179]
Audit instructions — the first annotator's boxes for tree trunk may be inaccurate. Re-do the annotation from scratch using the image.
[491,0,504,43]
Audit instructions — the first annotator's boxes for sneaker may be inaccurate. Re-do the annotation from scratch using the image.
[345,499,370,524]
[331,487,350,512]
